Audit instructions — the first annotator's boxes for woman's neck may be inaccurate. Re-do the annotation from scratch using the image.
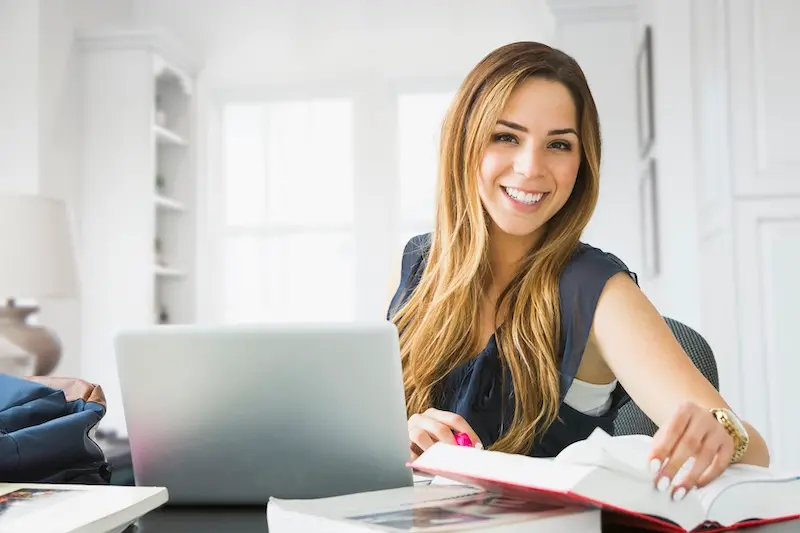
[487,224,542,292]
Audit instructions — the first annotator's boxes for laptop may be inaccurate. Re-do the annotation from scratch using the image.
[114,321,414,505]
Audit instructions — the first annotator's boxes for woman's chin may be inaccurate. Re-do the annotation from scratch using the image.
[491,219,544,239]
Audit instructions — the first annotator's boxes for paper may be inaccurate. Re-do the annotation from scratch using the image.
[0,488,80,526]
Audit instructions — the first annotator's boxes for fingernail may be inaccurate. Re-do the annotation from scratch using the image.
[657,476,671,492]
[674,457,694,486]
[649,458,662,473]
[474,442,484,450]
[672,487,687,502]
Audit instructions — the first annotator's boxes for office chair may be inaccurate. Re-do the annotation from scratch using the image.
[612,317,720,436]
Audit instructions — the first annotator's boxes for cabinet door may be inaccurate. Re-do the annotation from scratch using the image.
[735,199,800,471]
[728,0,800,197]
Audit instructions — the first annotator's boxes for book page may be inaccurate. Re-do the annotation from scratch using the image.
[554,428,655,483]
[410,442,590,493]
[558,430,800,508]
[692,464,799,511]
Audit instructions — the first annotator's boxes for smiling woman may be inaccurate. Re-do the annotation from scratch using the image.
[387,40,769,503]
[479,80,581,231]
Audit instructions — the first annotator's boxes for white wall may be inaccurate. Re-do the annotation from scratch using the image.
[0,0,133,378]
[633,0,703,331]
[38,0,135,379]
[131,0,555,84]
[0,0,40,194]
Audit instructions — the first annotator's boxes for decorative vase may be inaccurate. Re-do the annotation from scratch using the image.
[158,304,170,324]
[0,336,35,376]
[155,173,166,194]
[0,304,62,375]
[155,237,166,266]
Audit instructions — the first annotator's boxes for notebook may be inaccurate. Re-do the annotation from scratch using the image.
[409,428,800,532]
[0,482,167,533]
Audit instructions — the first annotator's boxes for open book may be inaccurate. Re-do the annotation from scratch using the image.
[409,428,800,532]
[267,484,600,532]
[0,482,168,533]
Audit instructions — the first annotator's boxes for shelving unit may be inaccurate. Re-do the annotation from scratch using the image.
[152,51,193,326]
[78,29,198,434]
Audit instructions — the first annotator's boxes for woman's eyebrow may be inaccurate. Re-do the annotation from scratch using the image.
[496,120,577,137]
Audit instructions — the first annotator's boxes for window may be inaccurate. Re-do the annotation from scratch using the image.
[214,84,460,324]
[396,91,455,249]
[221,99,356,323]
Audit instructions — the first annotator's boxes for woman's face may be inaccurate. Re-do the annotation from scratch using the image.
[478,77,582,239]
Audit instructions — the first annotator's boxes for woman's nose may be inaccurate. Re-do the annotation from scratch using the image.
[513,147,546,179]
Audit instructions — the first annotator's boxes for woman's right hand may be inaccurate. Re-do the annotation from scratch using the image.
[407,408,483,460]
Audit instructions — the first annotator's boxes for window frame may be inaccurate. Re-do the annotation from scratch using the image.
[201,76,462,324]
[394,86,457,242]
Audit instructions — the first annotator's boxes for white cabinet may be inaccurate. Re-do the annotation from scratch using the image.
[78,29,197,434]
[693,0,800,471]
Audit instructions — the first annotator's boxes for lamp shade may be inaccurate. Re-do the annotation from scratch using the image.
[0,194,78,299]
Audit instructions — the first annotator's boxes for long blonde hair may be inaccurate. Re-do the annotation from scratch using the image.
[392,42,602,455]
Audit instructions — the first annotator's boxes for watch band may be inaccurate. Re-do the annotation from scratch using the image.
[710,408,749,463]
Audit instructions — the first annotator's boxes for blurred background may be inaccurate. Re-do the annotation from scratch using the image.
[1,0,797,471]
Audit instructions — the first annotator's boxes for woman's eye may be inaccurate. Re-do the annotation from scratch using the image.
[549,140,572,151]
[493,133,518,144]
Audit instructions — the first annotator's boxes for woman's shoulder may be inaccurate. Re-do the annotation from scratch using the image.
[398,233,432,283]
[561,242,639,288]
[387,233,432,319]
[402,233,432,261]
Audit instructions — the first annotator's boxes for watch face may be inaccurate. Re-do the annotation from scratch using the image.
[723,409,749,439]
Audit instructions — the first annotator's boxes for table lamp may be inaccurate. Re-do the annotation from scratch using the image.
[0,194,78,376]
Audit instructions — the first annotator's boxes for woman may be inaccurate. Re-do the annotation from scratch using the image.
[387,41,769,502]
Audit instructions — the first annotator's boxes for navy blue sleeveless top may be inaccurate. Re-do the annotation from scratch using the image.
[387,233,639,457]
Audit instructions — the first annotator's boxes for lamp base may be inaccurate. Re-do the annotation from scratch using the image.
[0,304,62,375]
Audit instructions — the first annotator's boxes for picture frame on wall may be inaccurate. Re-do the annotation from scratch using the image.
[640,158,659,278]
[636,25,655,157]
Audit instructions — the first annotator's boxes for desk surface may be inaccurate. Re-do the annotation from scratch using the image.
[131,506,800,533]
[133,506,268,533]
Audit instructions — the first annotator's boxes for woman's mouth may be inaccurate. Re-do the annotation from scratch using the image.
[502,186,549,208]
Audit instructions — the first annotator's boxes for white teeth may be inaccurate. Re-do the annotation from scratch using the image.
[504,187,544,205]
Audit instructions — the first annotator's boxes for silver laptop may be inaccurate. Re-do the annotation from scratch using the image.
[114,321,414,505]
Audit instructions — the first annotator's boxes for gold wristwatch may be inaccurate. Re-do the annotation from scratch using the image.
[710,408,749,463]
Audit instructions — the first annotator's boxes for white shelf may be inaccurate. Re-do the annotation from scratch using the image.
[79,27,197,437]
[154,264,185,278]
[155,194,185,212]
[153,124,187,146]
[153,55,192,96]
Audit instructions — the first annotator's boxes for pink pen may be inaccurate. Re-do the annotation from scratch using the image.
[453,432,473,447]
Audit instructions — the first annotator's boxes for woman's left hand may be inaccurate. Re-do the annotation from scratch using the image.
[648,401,735,500]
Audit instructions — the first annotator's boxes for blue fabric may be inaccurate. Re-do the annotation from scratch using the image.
[0,374,110,484]
[387,233,639,457]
